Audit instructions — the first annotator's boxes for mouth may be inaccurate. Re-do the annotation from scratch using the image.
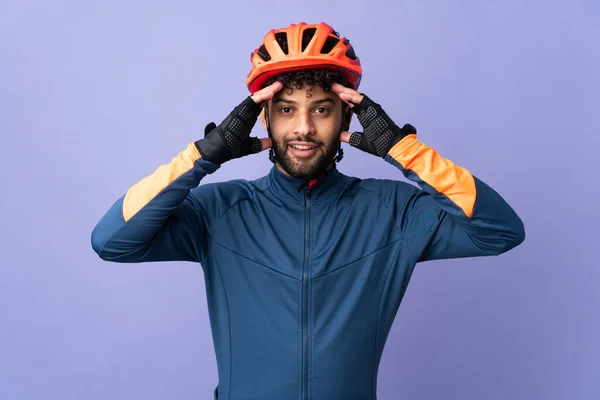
[288,142,319,158]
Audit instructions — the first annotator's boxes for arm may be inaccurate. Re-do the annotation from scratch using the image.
[91,84,282,263]
[332,84,525,261]
[91,143,219,263]
[384,134,525,261]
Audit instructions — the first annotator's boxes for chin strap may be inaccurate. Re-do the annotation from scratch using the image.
[264,106,277,163]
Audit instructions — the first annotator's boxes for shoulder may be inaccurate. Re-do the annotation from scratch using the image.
[341,173,421,204]
[188,174,270,215]
[338,173,441,234]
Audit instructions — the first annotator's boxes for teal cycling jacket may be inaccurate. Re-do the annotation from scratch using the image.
[91,134,525,399]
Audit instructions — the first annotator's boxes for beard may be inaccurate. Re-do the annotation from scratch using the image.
[272,135,340,181]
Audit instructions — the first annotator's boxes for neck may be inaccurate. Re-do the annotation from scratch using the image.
[275,161,336,192]
[275,160,335,180]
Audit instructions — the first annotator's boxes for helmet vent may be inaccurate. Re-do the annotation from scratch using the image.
[275,32,289,54]
[320,36,340,54]
[257,44,271,61]
[343,39,357,60]
[301,28,317,51]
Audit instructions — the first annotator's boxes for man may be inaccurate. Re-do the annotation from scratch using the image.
[91,22,525,400]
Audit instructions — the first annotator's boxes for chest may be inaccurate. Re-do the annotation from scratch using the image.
[211,192,405,279]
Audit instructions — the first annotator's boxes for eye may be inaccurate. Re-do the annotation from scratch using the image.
[280,107,292,114]
[314,107,329,114]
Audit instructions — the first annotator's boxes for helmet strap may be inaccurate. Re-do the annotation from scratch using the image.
[334,105,353,163]
[264,105,277,164]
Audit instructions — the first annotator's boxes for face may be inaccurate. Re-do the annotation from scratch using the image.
[262,84,345,181]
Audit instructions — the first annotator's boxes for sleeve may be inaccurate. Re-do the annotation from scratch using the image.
[91,142,220,263]
[384,134,526,262]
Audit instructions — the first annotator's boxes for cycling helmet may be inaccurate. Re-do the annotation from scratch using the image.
[246,22,362,93]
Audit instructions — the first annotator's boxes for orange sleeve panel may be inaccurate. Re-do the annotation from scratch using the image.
[387,134,477,218]
[122,142,202,221]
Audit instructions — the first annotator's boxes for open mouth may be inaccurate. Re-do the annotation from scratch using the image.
[290,144,318,150]
[288,143,319,157]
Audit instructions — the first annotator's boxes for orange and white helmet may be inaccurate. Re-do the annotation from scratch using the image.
[246,22,362,93]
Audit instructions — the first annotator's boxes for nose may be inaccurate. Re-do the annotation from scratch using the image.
[294,112,315,137]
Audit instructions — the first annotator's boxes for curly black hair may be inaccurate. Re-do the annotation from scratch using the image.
[263,68,351,97]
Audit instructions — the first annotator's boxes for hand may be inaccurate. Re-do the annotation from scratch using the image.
[331,83,416,158]
[195,81,283,164]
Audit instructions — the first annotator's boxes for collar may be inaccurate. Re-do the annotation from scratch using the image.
[267,163,344,203]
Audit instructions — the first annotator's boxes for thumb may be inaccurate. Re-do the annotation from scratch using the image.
[339,131,352,143]
[233,137,272,159]
[203,122,217,137]
[260,137,272,151]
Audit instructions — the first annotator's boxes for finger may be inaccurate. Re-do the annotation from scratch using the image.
[331,82,354,95]
[251,81,283,104]
[338,93,356,108]
[339,92,364,106]
[330,83,354,107]
[339,131,352,143]
[331,83,364,106]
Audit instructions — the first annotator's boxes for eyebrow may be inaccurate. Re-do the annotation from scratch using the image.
[272,97,336,106]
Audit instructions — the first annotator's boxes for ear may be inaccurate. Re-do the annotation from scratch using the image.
[340,104,353,132]
[260,105,268,130]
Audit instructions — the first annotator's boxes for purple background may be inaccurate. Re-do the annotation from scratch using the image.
[1,1,598,399]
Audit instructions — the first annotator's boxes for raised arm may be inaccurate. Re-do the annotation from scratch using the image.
[91,82,282,263]
[91,144,218,263]
[332,84,525,261]
[385,135,525,261]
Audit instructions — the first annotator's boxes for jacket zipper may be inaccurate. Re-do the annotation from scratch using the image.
[302,186,311,400]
